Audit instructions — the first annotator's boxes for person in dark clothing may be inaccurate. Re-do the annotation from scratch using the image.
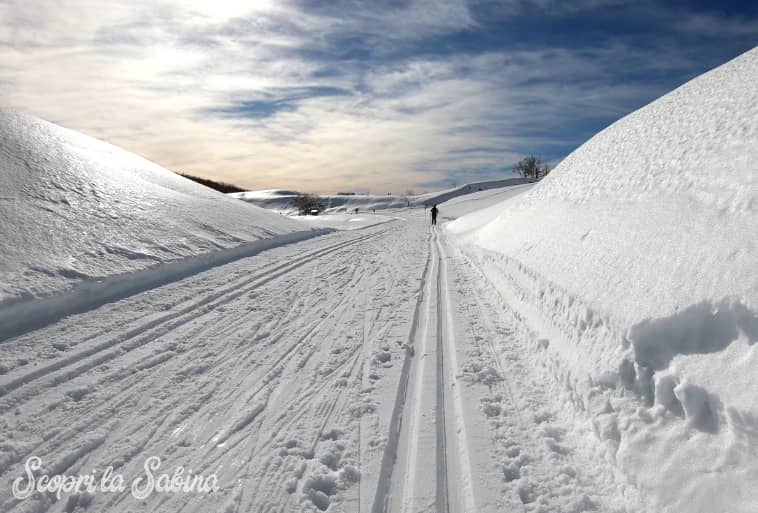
[430,205,438,225]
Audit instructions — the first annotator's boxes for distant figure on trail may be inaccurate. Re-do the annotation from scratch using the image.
[431,205,438,225]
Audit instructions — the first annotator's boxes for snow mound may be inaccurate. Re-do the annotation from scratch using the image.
[0,109,313,336]
[448,47,758,512]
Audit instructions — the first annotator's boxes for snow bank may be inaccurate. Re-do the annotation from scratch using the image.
[447,47,758,512]
[0,109,316,336]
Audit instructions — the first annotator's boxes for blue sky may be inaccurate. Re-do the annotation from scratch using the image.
[1,0,757,192]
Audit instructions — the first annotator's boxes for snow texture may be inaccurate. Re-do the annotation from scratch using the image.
[448,47,758,512]
[0,109,316,334]
[230,178,529,215]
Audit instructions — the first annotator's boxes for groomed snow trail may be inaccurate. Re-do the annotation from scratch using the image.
[371,222,633,513]
[1,209,637,513]
[378,227,476,513]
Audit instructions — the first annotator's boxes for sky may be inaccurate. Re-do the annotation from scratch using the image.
[1,1,757,193]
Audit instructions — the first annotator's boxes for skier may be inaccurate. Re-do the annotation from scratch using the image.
[430,205,438,225]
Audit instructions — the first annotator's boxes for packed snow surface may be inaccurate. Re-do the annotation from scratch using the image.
[0,109,309,310]
[448,47,758,512]
[294,213,400,231]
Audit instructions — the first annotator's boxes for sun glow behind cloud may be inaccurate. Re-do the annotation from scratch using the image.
[1,0,757,192]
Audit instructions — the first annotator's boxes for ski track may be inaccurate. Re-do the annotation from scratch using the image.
[378,228,476,513]
[0,211,636,513]
[446,240,640,513]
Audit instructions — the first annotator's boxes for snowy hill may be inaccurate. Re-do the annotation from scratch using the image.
[414,177,529,207]
[434,181,535,221]
[0,109,313,338]
[447,47,758,512]
[230,177,528,214]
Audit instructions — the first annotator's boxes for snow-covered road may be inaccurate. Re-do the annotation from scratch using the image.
[1,210,635,513]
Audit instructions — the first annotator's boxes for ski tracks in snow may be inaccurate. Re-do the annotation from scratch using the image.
[374,227,476,513]
[0,212,636,513]
[373,224,636,513]
[0,219,429,513]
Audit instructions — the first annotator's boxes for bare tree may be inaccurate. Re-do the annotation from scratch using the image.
[514,155,551,180]
[292,193,326,215]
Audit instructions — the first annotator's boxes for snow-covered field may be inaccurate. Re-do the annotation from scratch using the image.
[1,48,756,513]
[230,178,529,215]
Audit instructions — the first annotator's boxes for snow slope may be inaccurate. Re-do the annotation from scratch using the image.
[447,47,758,512]
[230,177,528,215]
[0,109,314,337]
[435,181,534,221]
[414,177,528,208]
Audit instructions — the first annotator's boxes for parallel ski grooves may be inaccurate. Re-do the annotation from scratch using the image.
[435,229,451,513]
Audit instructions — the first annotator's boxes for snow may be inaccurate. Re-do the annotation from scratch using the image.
[1,48,757,513]
[0,109,318,336]
[413,177,529,208]
[0,217,431,513]
[229,177,529,215]
[231,189,414,214]
[447,47,758,512]
[435,182,534,221]
[293,213,399,231]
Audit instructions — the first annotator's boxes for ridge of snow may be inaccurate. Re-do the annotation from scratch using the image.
[0,109,314,323]
[229,177,529,214]
[447,47,758,512]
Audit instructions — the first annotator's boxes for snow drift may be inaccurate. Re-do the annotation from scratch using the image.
[447,48,758,512]
[0,109,314,338]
